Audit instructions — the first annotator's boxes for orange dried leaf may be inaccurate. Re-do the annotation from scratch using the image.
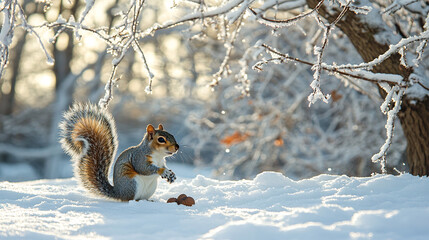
[330,90,343,102]
[220,131,249,146]
[274,137,284,147]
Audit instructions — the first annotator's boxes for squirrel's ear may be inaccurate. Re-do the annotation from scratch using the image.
[158,124,164,131]
[147,124,155,140]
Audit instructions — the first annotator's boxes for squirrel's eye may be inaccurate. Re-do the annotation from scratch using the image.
[158,137,166,143]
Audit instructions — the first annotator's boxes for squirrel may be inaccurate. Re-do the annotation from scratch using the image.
[59,102,179,201]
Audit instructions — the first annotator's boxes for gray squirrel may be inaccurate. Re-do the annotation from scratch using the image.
[59,102,179,201]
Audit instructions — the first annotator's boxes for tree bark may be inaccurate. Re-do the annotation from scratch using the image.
[307,0,429,176]
[400,97,429,176]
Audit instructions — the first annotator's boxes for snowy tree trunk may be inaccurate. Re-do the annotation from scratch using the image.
[307,0,429,176]
[400,98,429,176]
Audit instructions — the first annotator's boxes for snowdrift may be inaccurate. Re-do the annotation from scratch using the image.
[1,171,429,239]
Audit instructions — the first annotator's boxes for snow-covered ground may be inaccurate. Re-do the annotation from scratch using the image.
[1,164,429,240]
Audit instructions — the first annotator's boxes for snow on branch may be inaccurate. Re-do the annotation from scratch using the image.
[140,0,252,37]
[248,0,323,28]
[1,0,158,109]
[79,0,95,24]
[252,1,355,106]
[371,85,405,173]
[328,30,429,71]
[98,66,119,109]
[0,0,53,79]
[308,1,352,106]
[257,0,306,13]
[43,17,114,46]
[96,0,155,107]
[256,44,406,86]
[16,3,54,64]
[382,0,422,15]
[211,15,244,88]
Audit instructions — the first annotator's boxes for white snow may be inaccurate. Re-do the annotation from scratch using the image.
[1,167,429,239]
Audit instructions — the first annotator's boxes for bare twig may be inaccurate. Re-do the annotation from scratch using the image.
[133,40,154,94]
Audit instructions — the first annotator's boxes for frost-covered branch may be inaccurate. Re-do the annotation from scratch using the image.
[256,44,405,86]
[308,1,351,105]
[382,0,421,15]
[257,0,306,12]
[211,15,244,87]
[43,20,115,46]
[140,0,254,37]
[0,0,55,80]
[1,0,157,109]
[79,0,95,23]
[96,0,156,107]
[16,3,54,64]
[328,29,429,71]
[371,85,405,173]
[98,65,119,109]
[248,0,323,28]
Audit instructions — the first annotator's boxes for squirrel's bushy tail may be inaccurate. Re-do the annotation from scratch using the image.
[59,102,118,199]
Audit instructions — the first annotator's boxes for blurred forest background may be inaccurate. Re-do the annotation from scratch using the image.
[1,0,428,181]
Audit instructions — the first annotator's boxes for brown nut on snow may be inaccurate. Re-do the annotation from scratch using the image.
[167,197,177,203]
[177,194,187,201]
[181,197,195,206]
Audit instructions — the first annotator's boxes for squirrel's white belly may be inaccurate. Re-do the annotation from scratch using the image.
[133,174,158,200]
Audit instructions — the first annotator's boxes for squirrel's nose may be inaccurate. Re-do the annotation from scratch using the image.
[175,144,179,151]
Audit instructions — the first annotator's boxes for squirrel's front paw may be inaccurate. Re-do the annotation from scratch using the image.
[161,169,176,183]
